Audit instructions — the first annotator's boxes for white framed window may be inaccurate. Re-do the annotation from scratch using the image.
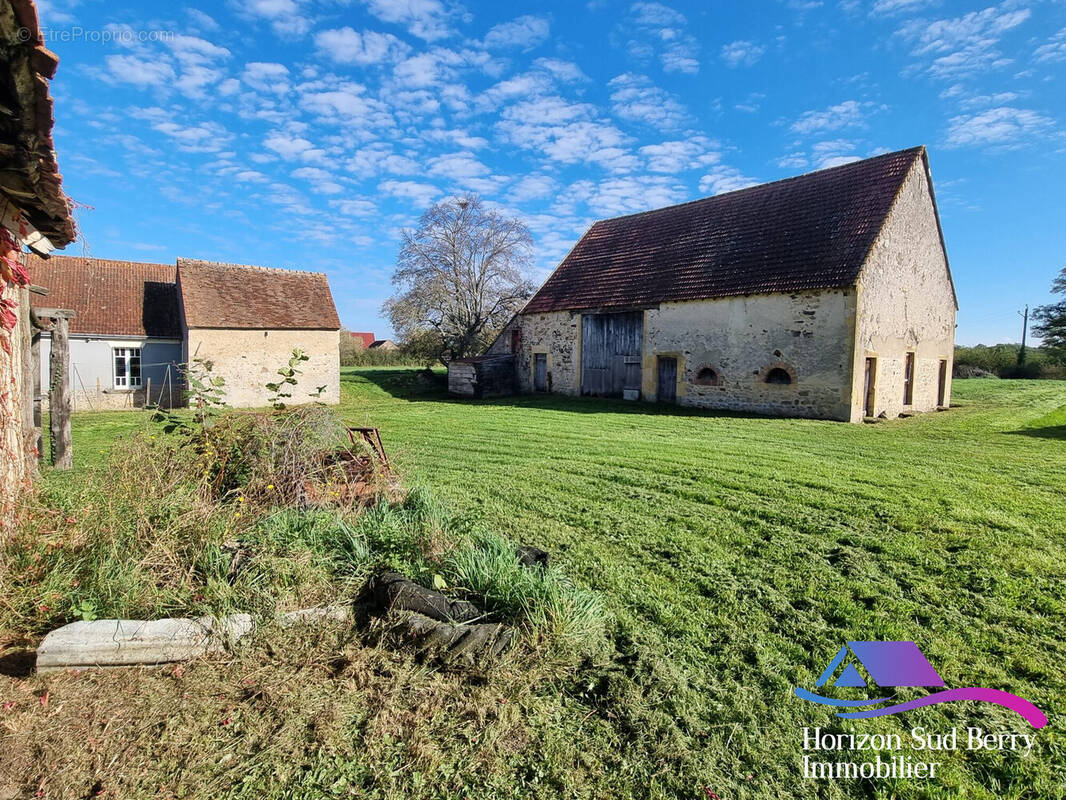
[113,347,142,389]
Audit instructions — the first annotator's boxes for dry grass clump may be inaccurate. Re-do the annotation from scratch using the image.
[189,406,402,510]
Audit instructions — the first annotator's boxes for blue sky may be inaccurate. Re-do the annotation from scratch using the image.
[34,0,1066,344]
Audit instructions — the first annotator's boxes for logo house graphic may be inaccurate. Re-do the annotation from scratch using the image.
[794,641,1047,728]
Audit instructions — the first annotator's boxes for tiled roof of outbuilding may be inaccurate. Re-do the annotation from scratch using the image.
[177,258,340,330]
[26,255,180,337]
[523,147,929,314]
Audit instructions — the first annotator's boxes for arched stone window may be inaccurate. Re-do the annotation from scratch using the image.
[694,366,721,386]
[765,367,793,385]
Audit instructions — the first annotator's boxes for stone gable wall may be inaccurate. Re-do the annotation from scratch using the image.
[186,328,340,408]
[851,160,956,421]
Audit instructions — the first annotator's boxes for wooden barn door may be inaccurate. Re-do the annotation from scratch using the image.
[581,312,643,397]
[657,357,677,403]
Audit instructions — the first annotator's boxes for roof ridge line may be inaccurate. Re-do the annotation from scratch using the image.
[595,146,926,226]
[176,257,328,277]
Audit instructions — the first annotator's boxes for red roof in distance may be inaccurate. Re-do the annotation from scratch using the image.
[349,331,375,349]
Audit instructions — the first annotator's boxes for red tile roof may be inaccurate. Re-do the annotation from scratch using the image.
[349,331,375,349]
[1,0,75,249]
[26,255,180,337]
[523,147,927,314]
[177,258,340,330]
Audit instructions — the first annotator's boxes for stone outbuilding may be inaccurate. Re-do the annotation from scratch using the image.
[27,256,342,409]
[177,258,341,407]
[477,146,957,422]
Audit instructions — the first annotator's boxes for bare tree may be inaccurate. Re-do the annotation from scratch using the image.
[383,194,535,364]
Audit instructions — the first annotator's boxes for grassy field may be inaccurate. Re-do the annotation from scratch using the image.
[3,372,1065,799]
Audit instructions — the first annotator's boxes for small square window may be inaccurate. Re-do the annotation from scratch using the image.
[113,347,142,389]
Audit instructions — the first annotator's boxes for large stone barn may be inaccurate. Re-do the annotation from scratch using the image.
[481,146,957,422]
[27,256,342,409]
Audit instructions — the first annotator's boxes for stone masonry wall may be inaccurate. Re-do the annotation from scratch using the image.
[644,291,855,420]
[186,328,340,408]
[507,290,856,420]
[851,160,957,421]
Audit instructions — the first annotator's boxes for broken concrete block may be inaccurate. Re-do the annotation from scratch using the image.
[36,614,254,674]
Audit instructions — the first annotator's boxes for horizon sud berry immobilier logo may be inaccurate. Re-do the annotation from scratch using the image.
[793,641,1047,781]
[794,641,1046,727]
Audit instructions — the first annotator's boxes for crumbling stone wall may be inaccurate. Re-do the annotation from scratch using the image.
[185,328,340,408]
[851,160,956,421]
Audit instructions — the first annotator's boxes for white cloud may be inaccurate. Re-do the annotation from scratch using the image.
[639,138,720,173]
[150,119,232,153]
[870,0,932,16]
[427,151,492,181]
[809,139,861,167]
[300,83,395,128]
[236,0,312,37]
[533,58,588,82]
[627,2,699,74]
[630,2,685,26]
[380,179,442,206]
[1034,28,1066,64]
[100,55,176,87]
[364,0,455,42]
[791,100,867,134]
[263,133,326,161]
[292,167,344,194]
[243,62,291,93]
[720,40,764,67]
[898,3,1031,78]
[186,8,221,32]
[568,175,686,217]
[315,27,411,65]
[608,73,691,130]
[945,107,1055,148]
[698,165,759,195]
[168,35,231,65]
[497,96,635,171]
[483,15,550,50]
[506,174,557,203]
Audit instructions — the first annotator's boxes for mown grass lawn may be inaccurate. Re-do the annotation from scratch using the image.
[11,373,1066,799]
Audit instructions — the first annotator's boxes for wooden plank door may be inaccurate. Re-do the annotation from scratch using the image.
[657,356,677,403]
[534,353,547,392]
[582,312,643,397]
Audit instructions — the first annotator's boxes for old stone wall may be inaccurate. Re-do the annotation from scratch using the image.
[851,160,956,421]
[644,292,855,420]
[508,290,856,420]
[508,310,582,394]
[186,328,340,408]
[1,284,30,535]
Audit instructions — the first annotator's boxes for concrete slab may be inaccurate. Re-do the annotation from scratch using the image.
[36,614,254,673]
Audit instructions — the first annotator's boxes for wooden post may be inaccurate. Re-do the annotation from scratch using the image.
[48,314,73,469]
[31,330,42,466]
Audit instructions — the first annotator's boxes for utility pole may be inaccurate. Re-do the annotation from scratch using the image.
[1018,305,1029,365]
